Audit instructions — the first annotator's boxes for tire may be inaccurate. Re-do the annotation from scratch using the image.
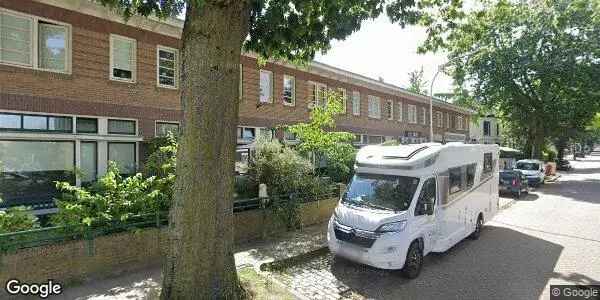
[402,241,423,279]
[470,215,483,240]
[514,189,521,199]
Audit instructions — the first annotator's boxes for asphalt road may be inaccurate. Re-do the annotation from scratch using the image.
[273,157,600,300]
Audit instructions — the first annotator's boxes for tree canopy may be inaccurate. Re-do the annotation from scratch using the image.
[428,0,600,158]
[407,66,428,94]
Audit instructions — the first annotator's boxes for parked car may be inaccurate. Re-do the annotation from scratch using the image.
[499,170,529,198]
[556,160,572,171]
[514,159,545,187]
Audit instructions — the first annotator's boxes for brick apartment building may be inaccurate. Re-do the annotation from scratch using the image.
[0,0,472,210]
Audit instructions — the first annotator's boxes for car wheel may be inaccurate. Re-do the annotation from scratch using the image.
[402,241,423,279]
[469,215,483,240]
[514,189,521,199]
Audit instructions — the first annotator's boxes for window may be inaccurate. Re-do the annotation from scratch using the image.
[156,122,179,137]
[385,100,394,120]
[0,10,71,73]
[80,142,97,184]
[367,135,384,145]
[446,113,450,129]
[457,115,464,130]
[482,153,493,179]
[466,164,476,189]
[157,46,178,88]
[449,167,463,194]
[421,107,427,125]
[407,104,417,124]
[352,91,361,116]
[483,121,491,136]
[496,123,500,136]
[284,129,298,141]
[282,75,295,106]
[0,140,75,208]
[0,113,72,132]
[436,111,443,128]
[259,70,273,103]
[415,178,436,216]
[337,88,347,113]
[76,118,98,134]
[367,95,381,119]
[237,127,256,141]
[108,142,136,175]
[308,82,328,108]
[258,128,273,140]
[353,134,364,144]
[108,119,136,135]
[397,101,403,122]
[110,34,136,82]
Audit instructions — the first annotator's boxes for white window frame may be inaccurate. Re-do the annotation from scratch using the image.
[367,95,381,119]
[308,81,327,108]
[352,91,361,116]
[109,34,137,83]
[408,104,417,124]
[259,69,273,103]
[397,101,403,122]
[155,120,180,137]
[337,88,347,113]
[385,99,394,120]
[457,115,464,130]
[282,74,296,106]
[436,111,443,128]
[156,45,179,89]
[421,107,427,125]
[0,8,72,74]
[446,113,451,129]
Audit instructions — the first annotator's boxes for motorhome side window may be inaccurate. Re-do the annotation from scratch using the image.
[482,152,493,179]
[449,167,463,194]
[415,178,436,216]
[466,163,476,189]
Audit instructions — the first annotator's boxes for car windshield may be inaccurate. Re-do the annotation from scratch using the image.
[342,173,420,211]
[500,172,516,179]
[516,162,539,170]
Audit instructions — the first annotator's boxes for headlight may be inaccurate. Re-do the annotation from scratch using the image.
[376,220,407,233]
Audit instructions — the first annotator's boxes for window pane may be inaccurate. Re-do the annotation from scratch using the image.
[111,36,134,80]
[352,91,360,116]
[80,142,97,183]
[242,128,255,139]
[259,70,272,103]
[23,115,47,130]
[76,118,98,133]
[0,140,74,208]
[38,22,67,71]
[0,113,21,129]
[467,164,476,188]
[156,122,179,137]
[1,13,32,65]
[108,143,136,174]
[449,167,463,194]
[283,75,295,105]
[108,119,136,135]
[48,116,72,131]
[158,48,177,87]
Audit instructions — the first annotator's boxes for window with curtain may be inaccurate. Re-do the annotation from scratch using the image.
[38,22,67,72]
[80,142,97,184]
[0,12,32,66]
[108,119,136,135]
[259,70,273,103]
[156,122,179,137]
[368,95,381,119]
[408,104,417,124]
[108,142,136,175]
[282,75,295,106]
[157,46,178,88]
[76,118,98,134]
[352,91,361,116]
[397,101,403,122]
[111,34,136,81]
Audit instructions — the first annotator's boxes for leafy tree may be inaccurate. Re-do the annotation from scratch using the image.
[286,92,356,183]
[94,0,464,297]
[407,66,428,94]
[427,0,600,158]
[0,206,40,234]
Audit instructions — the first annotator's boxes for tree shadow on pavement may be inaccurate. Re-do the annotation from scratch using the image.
[330,226,563,300]
[536,178,600,205]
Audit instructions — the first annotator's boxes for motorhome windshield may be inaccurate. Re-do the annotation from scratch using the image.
[342,173,420,211]
[516,162,539,170]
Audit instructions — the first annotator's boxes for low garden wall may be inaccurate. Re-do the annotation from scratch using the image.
[0,197,338,290]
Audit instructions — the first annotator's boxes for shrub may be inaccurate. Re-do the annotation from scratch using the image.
[52,162,172,227]
[0,206,40,234]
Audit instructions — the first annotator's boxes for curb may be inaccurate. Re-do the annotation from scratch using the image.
[259,246,329,272]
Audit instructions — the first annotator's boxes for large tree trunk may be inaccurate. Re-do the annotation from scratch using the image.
[161,1,249,299]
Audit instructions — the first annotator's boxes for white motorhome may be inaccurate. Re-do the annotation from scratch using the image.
[327,143,499,278]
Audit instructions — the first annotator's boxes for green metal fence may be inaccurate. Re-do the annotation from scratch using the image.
[0,185,340,253]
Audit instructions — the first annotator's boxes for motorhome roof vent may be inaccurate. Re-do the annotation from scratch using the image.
[381,145,429,160]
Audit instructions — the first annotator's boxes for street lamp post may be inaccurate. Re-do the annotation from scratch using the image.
[429,65,445,142]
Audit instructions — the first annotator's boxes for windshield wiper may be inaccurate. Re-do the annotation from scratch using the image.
[361,202,394,211]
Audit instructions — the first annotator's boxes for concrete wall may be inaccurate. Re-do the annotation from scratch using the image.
[0,198,338,290]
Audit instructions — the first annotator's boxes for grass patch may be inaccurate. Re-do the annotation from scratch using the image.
[239,267,296,300]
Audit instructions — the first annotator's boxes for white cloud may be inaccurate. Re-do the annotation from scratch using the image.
[315,16,454,95]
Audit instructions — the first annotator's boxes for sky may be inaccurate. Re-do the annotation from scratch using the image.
[315,15,454,95]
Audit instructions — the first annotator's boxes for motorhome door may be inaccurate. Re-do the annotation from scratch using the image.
[412,177,437,253]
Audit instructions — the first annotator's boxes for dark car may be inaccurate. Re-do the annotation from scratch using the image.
[499,170,529,198]
[556,160,572,171]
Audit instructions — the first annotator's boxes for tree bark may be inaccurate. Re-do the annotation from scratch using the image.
[161,1,249,299]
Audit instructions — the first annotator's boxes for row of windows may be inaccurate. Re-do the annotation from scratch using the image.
[0,113,139,135]
[0,8,179,88]
[444,152,495,204]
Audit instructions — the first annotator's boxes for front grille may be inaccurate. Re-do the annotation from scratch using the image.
[333,221,378,248]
